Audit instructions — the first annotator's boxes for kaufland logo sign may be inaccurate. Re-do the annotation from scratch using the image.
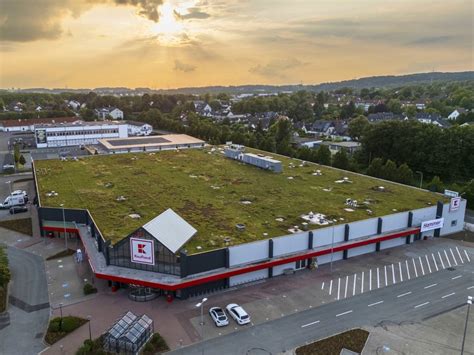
[420,218,444,232]
[130,238,154,265]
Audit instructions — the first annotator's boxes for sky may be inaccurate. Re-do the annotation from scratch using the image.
[0,0,472,89]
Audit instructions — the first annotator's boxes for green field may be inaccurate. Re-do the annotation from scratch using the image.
[34,147,443,253]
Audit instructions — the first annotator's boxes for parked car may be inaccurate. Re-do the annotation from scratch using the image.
[209,307,229,327]
[226,304,250,325]
[9,205,28,214]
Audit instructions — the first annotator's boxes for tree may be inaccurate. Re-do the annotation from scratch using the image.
[427,176,443,192]
[367,157,383,178]
[315,145,331,166]
[348,115,370,141]
[332,149,350,170]
[18,154,26,166]
[340,101,356,119]
[380,160,397,181]
[269,118,293,156]
[461,179,474,209]
[396,163,414,184]
[13,144,20,164]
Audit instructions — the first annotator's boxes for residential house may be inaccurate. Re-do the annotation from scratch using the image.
[7,102,25,112]
[68,100,82,110]
[329,120,351,141]
[460,122,474,128]
[447,108,468,120]
[305,120,333,136]
[291,137,322,149]
[321,141,361,155]
[367,112,408,122]
[126,121,153,136]
[95,107,124,120]
[415,113,450,128]
[193,101,213,117]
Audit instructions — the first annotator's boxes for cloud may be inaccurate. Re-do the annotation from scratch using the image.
[249,58,306,78]
[0,0,163,42]
[174,59,196,72]
[174,7,210,20]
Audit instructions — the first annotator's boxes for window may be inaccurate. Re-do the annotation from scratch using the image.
[451,220,457,227]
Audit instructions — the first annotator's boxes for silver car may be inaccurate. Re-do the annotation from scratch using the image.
[209,307,229,327]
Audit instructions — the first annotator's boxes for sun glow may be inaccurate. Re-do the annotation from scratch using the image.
[150,2,185,45]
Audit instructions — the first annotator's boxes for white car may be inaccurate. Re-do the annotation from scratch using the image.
[11,190,27,197]
[209,307,229,327]
[226,303,250,325]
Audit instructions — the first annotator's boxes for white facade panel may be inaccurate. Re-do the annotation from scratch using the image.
[349,218,378,240]
[312,225,346,248]
[229,269,268,286]
[229,240,269,267]
[411,206,437,226]
[380,237,406,250]
[273,262,296,276]
[440,199,466,236]
[316,252,343,265]
[273,232,308,257]
[347,244,376,257]
[381,212,409,233]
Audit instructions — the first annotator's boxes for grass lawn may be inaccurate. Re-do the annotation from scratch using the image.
[45,316,88,345]
[0,218,32,236]
[35,146,443,253]
[296,328,369,355]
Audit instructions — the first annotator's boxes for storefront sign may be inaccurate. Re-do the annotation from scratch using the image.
[420,218,444,232]
[450,197,461,212]
[444,189,459,198]
[130,238,154,265]
[35,129,47,144]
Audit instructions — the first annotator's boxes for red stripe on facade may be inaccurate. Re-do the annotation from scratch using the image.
[43,226,80,234]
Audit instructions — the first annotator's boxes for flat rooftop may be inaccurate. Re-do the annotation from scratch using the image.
[34,147,443,254]
[98,134,204,150]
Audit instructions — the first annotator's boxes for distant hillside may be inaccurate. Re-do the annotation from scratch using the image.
[9,71,474,95]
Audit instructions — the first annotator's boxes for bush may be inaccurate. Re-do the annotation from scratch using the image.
[83,283,98,295]
[45,316,88,344]
[0,246,10,313]
[76,336,111,355]
[142,333,170,355]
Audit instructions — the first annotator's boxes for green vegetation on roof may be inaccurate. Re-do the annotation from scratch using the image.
[34,147,443,253]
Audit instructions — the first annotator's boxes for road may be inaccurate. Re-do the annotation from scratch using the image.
[171,260,474,355]
[466,209,474,225]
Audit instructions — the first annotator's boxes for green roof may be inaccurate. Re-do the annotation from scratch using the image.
[34,147,443,254]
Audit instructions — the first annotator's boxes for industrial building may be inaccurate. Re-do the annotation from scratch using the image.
[32,144,466,300]
[97,134,205,153]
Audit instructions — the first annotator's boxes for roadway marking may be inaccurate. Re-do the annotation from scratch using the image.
[464,250,471,262]
[344,275,349,299]
[432,253,439,271]
[337,278,341,300]
[377,267,380,288]
[321,282,325,290]
[444,249,452,267]
[424,283,437,289]
[442,292,455,299]
[352,274,356,296]
[384,265,388,286]
[438,251,445,269]
[450,248,458,266]
[336,310,353,317]
[392,264,396,284]
[419,256,425,276]
[405,260,411,280]
[301,320,320,328]
[397,291,412,298]
[368,300,384,307]
[369,269,372,291]
[329,280,333,295]
[425,255,432,273]
[398,262,403,282]
[467,286,474,290]
[361,271,364,293]
[412,258,418,278]
[451,275,462,280]
[456,247,464,263]
[414,302,430,308]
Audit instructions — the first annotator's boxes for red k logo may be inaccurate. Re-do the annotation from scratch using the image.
[137,244,146,254]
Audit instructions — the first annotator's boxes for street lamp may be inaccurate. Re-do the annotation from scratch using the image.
[461,296,472,354]
[60,203,68,249]
[415,171,423,189]
[195,297,208,326]
[59,302,63,330]
[330,225,335,273]
[87,315,92,340]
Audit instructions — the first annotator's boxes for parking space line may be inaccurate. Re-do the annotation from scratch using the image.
[451,275,462,280]
[438,251,445,269]
[397,291,412,298]
[368,300,384,307]
[414,302,429,308]
[413,258,418,277]
[419,256,425,276]
[424,283,437,289]
[369,269,372,291]
[344,275,349,299]
[329,280,333,295]
[377,267,380,288]
[464,250,471,263]
[432,253,439,271]
[392,264,396,284]
[442,292,455,299]
[321,282,325,290]
[450,248,458,266]
[398,262,403,282]
[353,274,357,296]
[425,255,432,273]
[444,250,452,267]
[406,260,411,280]
[361,271,364,294]
[456,247,464,264]
[301,320,320,328]
[336,310,353,317]
[384,265,388,286]
[337,278,341,300]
